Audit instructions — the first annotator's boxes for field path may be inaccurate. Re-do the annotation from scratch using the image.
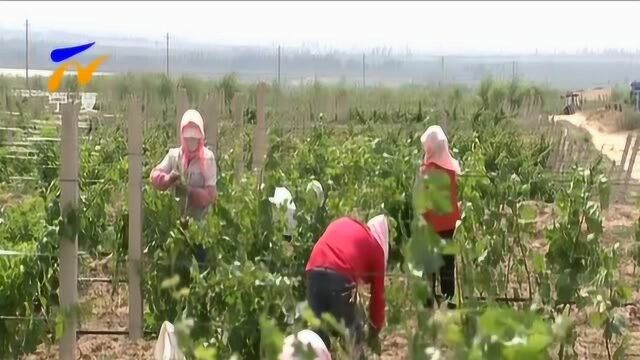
[554,113,640,180]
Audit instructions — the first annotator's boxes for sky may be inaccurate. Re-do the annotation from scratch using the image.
[1,1,639,55]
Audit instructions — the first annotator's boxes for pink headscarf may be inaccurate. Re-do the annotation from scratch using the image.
[420,125,461,175]
[279,330,332,360]
[367,215,389,267]
[180,109,207,175]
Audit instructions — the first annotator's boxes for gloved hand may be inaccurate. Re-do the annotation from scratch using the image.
[168,170,181,183]
[366,326,381,355]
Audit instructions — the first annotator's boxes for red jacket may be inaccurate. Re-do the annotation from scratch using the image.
[306,217,386,331]
[421,163,461,233]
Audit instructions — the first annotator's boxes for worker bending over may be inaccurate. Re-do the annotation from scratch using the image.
[305,215,389,357]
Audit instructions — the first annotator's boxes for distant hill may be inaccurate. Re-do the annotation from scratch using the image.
[0,28,638,89]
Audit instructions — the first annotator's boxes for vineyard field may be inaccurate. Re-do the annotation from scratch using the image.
[1,73,640,360]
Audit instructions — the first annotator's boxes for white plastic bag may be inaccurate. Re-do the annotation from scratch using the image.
[279,329,332,360]
[154,321,186,360]
[268,187,297,236]
[306,180,325,204]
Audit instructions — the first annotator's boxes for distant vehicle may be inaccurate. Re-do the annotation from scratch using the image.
[562,91,583,115]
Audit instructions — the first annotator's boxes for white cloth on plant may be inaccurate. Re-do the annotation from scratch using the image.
[269,186,297,236]
[279,329,332,360]
[154,321,185,360]
[306,180,325,204]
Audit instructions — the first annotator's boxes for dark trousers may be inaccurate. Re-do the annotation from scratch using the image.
[193,244,208,272]
[427,229,456,308]
[306,268,364,351]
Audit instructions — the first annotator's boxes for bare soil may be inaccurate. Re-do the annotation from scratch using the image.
[586,110,625,134]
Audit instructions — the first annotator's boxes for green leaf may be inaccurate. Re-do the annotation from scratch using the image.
[590,312,604,328]
[517,202,537,224]
[613,340,627,360]
[194,345,218,360]
[532,254,545,273]
[161,275,180,289]
[406,219,444,275]
[260,315,284,359]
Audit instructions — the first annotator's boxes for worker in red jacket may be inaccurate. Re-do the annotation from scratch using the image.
[420,125,462,309]
[305,215,389,356]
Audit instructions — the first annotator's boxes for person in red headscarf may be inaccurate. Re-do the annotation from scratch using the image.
[419,125,461,309]
[150,109,218,267]
[305,215,389,358]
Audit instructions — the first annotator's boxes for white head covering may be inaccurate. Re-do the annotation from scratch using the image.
[367,215,389,266]
[306,180,325,204]
[268,187,297,235]
[420,125,461,174]
[181,109,204,139]
[279,330,331,360]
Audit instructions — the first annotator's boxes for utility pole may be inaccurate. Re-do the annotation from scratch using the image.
[277,45,281,86]
[25,19,29,92]
[362,52,366,88]
[165,33,169,77]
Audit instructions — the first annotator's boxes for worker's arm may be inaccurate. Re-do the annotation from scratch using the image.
[150,150,179,191]
[368,248,386,332]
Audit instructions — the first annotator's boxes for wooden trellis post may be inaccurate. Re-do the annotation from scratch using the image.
[621,135,640,198]
[442,110,450,134]
[231,94,245,181]
[176,88,189,143]
[201,92,220,153]
[562,140,575,173]
[608,161,617,182]
[616,134,633,182]
[337,93,350,123]
[127,97,144,340]
[59,102,79,360]
[252,83,268,172]
[554,130,568,172]
[576,141,588,165]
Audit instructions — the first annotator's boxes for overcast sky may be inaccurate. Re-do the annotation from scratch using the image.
[1,1,638,55]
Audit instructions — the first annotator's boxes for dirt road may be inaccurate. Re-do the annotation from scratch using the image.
[553,113,640,180]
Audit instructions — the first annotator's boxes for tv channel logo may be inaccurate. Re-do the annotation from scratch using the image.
[48,42,109,92]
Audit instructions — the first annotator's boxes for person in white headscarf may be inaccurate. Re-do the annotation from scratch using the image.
[418,125,461,309]
[304,214,389,357]
[150,109,218,267]
[279,329,332,360]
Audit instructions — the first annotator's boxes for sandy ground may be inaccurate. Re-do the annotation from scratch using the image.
[554,112,640,180]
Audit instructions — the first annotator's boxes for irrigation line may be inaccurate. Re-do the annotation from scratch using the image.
[75,329,156,337]
[3,174,638,186]
[77,277,127,283]
[0,250,91,258]
[0,248,626,267]
[1,297,637,325]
